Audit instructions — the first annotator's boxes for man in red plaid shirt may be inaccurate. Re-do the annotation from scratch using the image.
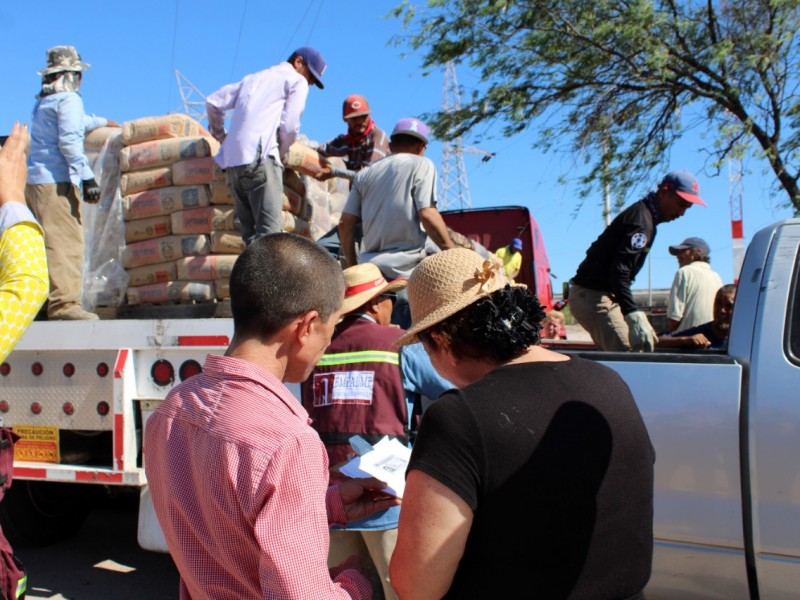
[145,233,399,599]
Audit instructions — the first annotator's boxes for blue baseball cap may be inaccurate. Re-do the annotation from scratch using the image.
[660,170,706,206]
[669,237,710,256]
[391,118,430,144]
[512,238,523,250]
[294,47,326,89]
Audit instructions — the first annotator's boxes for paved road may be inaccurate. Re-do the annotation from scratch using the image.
[14,494,178,600]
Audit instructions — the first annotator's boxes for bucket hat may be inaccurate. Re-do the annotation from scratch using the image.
[395,248,524,346]
[38,46,90,76]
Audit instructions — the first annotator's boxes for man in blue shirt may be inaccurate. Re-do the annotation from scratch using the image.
[25,46,114,320]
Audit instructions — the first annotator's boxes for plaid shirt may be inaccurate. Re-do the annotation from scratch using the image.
[144,354,371,600]
[319,125,389,173]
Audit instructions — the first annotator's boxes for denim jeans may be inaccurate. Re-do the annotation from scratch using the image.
[224,153,283,245]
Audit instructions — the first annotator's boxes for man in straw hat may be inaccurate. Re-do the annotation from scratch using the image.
[26,45,116,320]
[301,262,408,600]
[569,170,707,351]
[146,233,398,599]
[317,94,390,182]
[390,248,654,599]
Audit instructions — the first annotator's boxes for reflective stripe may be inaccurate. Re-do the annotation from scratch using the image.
[318,431,406,446]
[316,350,399,367]
[16,573,26,598]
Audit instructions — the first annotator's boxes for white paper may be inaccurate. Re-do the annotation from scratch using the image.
[339,436,412,498]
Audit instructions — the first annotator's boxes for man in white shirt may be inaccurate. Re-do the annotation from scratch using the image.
[206,47,326,244]
[666,236,723,332]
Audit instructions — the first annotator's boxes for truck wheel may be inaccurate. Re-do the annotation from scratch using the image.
[0,481,92,547]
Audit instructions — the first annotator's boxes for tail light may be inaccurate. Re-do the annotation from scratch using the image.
[179,360,202,381]
[151,360,174,386]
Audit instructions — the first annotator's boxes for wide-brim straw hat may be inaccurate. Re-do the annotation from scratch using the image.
[341,263,407,315]
[395,248,525,347]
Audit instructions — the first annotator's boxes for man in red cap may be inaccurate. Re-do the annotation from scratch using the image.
[317,95,390,182]
[569,170,707,352]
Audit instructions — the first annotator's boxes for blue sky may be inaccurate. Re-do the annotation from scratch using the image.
[2,1,795,290]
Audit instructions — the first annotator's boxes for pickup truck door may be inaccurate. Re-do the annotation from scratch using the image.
[591,352,747,599]
[742,220,800,599]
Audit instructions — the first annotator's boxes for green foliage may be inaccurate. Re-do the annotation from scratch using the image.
[394,0,800,213]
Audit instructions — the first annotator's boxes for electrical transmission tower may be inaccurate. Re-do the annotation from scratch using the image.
[439,62,494,210]
[175,70,207,123]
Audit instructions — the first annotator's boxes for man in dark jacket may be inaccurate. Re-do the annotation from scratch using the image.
[570,170,707,351]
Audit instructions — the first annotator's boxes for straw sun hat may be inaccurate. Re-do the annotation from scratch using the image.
[395,248,525,347]
[341,263,407,315]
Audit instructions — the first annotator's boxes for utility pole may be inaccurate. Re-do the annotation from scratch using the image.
[729,156,745,283]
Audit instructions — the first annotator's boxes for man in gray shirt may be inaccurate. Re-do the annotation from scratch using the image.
[339,117,453,282]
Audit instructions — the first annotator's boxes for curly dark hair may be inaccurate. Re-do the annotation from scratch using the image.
[418,285,546,364]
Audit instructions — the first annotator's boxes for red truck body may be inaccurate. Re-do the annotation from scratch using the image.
[442,205,554,311]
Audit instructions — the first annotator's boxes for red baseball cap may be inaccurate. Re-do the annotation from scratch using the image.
[660,170,706,206]
[343,95,370,119]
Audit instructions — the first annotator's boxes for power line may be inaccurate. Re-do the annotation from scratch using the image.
[230,0,249,80]
[282,0,316,57]
[167,0,181,113]
[307,0,325,43]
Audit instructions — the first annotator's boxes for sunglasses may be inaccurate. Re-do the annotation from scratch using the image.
[379,293,397,303]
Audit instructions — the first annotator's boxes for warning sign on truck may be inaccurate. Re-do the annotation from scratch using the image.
[12,425,59,463]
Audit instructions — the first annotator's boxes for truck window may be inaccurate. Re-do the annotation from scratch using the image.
[789,247,800,362]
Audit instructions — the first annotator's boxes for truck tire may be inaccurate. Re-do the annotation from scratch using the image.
[0,481,92,546]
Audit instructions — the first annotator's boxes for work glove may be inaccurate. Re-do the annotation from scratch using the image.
[82,178,101,203]
[625,310,658,352]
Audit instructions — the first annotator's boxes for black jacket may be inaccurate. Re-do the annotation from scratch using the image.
[572,198,656,315]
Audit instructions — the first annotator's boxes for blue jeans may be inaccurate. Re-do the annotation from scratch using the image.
[224,154,283,245]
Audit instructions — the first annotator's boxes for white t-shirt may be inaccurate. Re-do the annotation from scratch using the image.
[667,261,724,331]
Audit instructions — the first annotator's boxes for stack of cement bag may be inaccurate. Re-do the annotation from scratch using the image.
[283,139,349,240]
[118,114,243,306]
[85,126,122,167]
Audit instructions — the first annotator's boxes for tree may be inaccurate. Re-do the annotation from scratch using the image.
[392,0,800,214]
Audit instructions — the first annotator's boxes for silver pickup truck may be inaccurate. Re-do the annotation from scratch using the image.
[569,219,800,599]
